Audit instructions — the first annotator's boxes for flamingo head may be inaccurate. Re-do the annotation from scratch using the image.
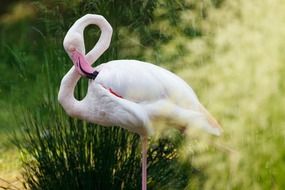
[63,33,98,80]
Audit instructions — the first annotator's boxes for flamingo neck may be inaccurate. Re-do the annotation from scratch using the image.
[58,67,86,118]
[59,14,113,118]
[71,14,113,64]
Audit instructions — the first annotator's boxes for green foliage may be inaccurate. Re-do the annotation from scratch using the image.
[16,105,198,189]
[176,0,285,189]
[16,106,195,189]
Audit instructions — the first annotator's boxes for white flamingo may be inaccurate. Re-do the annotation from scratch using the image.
[58,14,221,190]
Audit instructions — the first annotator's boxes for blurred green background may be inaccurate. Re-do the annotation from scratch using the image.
[1,0,285,189]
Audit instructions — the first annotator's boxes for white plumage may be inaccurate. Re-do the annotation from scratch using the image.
[66,59,221,136]
[58,14,221,190]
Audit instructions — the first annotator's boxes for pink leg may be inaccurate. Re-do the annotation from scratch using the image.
[141,136,148,190]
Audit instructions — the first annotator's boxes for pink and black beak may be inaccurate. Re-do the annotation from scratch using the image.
[71,50,99,80]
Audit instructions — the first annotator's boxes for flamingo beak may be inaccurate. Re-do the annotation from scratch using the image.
[70,50,99,80]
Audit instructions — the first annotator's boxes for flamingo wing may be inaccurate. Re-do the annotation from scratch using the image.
[91,60,221,136]
[94,60,200,108]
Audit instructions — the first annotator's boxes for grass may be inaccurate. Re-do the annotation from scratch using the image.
[0,148,22,189]
[0,131,22,189]
[0,104,22,188]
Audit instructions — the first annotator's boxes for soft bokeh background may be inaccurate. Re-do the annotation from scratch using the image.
[1,0,285,189]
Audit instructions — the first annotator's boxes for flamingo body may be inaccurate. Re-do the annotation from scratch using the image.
[76,59,220,136]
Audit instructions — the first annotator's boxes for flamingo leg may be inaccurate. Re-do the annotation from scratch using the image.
[141,136,148,190]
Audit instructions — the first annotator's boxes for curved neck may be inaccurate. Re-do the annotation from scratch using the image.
[72,14,113,64]
[59,15,112,119]
[58,67,85,118]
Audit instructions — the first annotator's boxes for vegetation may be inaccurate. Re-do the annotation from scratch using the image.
[1,0,285,189]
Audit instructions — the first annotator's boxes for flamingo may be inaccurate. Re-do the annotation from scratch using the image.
[58,14,221,190]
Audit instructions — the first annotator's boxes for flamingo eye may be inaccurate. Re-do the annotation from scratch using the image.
[69,46,76,52]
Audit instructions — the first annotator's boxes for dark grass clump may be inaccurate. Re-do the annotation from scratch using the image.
[15,103,201,190]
